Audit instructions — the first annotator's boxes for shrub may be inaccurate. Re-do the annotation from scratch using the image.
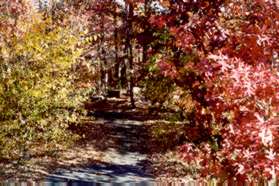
[142,0,279,180]
[0,14,88,160]
[180,56,279,180]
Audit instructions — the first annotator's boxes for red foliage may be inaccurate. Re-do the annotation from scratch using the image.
[0,0,30,37]
[55,0,279,179]
[143,0,279,180]
[185,55,279,180]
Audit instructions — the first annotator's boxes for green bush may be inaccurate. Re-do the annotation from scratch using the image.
[142,75,175,107]
[150,122,186,150]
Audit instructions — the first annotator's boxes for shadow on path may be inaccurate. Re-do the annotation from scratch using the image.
[70,98,166,154]
[47,98,159,183]
[47,160,153,183]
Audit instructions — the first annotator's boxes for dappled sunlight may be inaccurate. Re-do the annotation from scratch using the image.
[1,0,278,183]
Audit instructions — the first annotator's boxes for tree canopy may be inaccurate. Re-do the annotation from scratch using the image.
[0,0,278,181]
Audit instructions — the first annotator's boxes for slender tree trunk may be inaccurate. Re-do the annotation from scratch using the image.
[120,56,127,88]
[99,13,108,95]
[114,4,120,89]
[128,42,135,108]
[126,2,135,108]
[143,0,151,64]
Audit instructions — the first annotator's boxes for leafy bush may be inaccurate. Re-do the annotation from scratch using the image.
[0,15,88,160]
[142,0,279,180]
[180,56,279,180]
[150,122,186,151]
[142,74,175,108]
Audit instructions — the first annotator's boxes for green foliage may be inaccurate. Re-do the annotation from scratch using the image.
[151,122,186,150]
[0,16,88,159]
[141,75,175,107]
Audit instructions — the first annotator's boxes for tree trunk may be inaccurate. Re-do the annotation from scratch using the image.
[126,2,135,108]
[99,13,108,95]
[114,4,120,89]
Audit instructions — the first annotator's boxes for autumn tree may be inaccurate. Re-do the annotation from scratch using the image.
[0,1,89,160]
[133,0,279,180]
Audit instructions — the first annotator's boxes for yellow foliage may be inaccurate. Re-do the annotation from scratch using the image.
[0,13,89,159]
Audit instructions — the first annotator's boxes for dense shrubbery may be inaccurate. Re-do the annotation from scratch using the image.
[0,8,89,159]
[142,75,174,108]
[180,56,279,180]
[145,0,279,180]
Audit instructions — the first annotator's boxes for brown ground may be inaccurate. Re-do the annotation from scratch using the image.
[0,97,191,182]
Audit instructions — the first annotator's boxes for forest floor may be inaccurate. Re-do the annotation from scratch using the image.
[0,97,192,183]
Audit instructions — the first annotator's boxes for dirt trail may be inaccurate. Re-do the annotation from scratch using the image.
[46,98,157,183]
[1,98,187,182]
